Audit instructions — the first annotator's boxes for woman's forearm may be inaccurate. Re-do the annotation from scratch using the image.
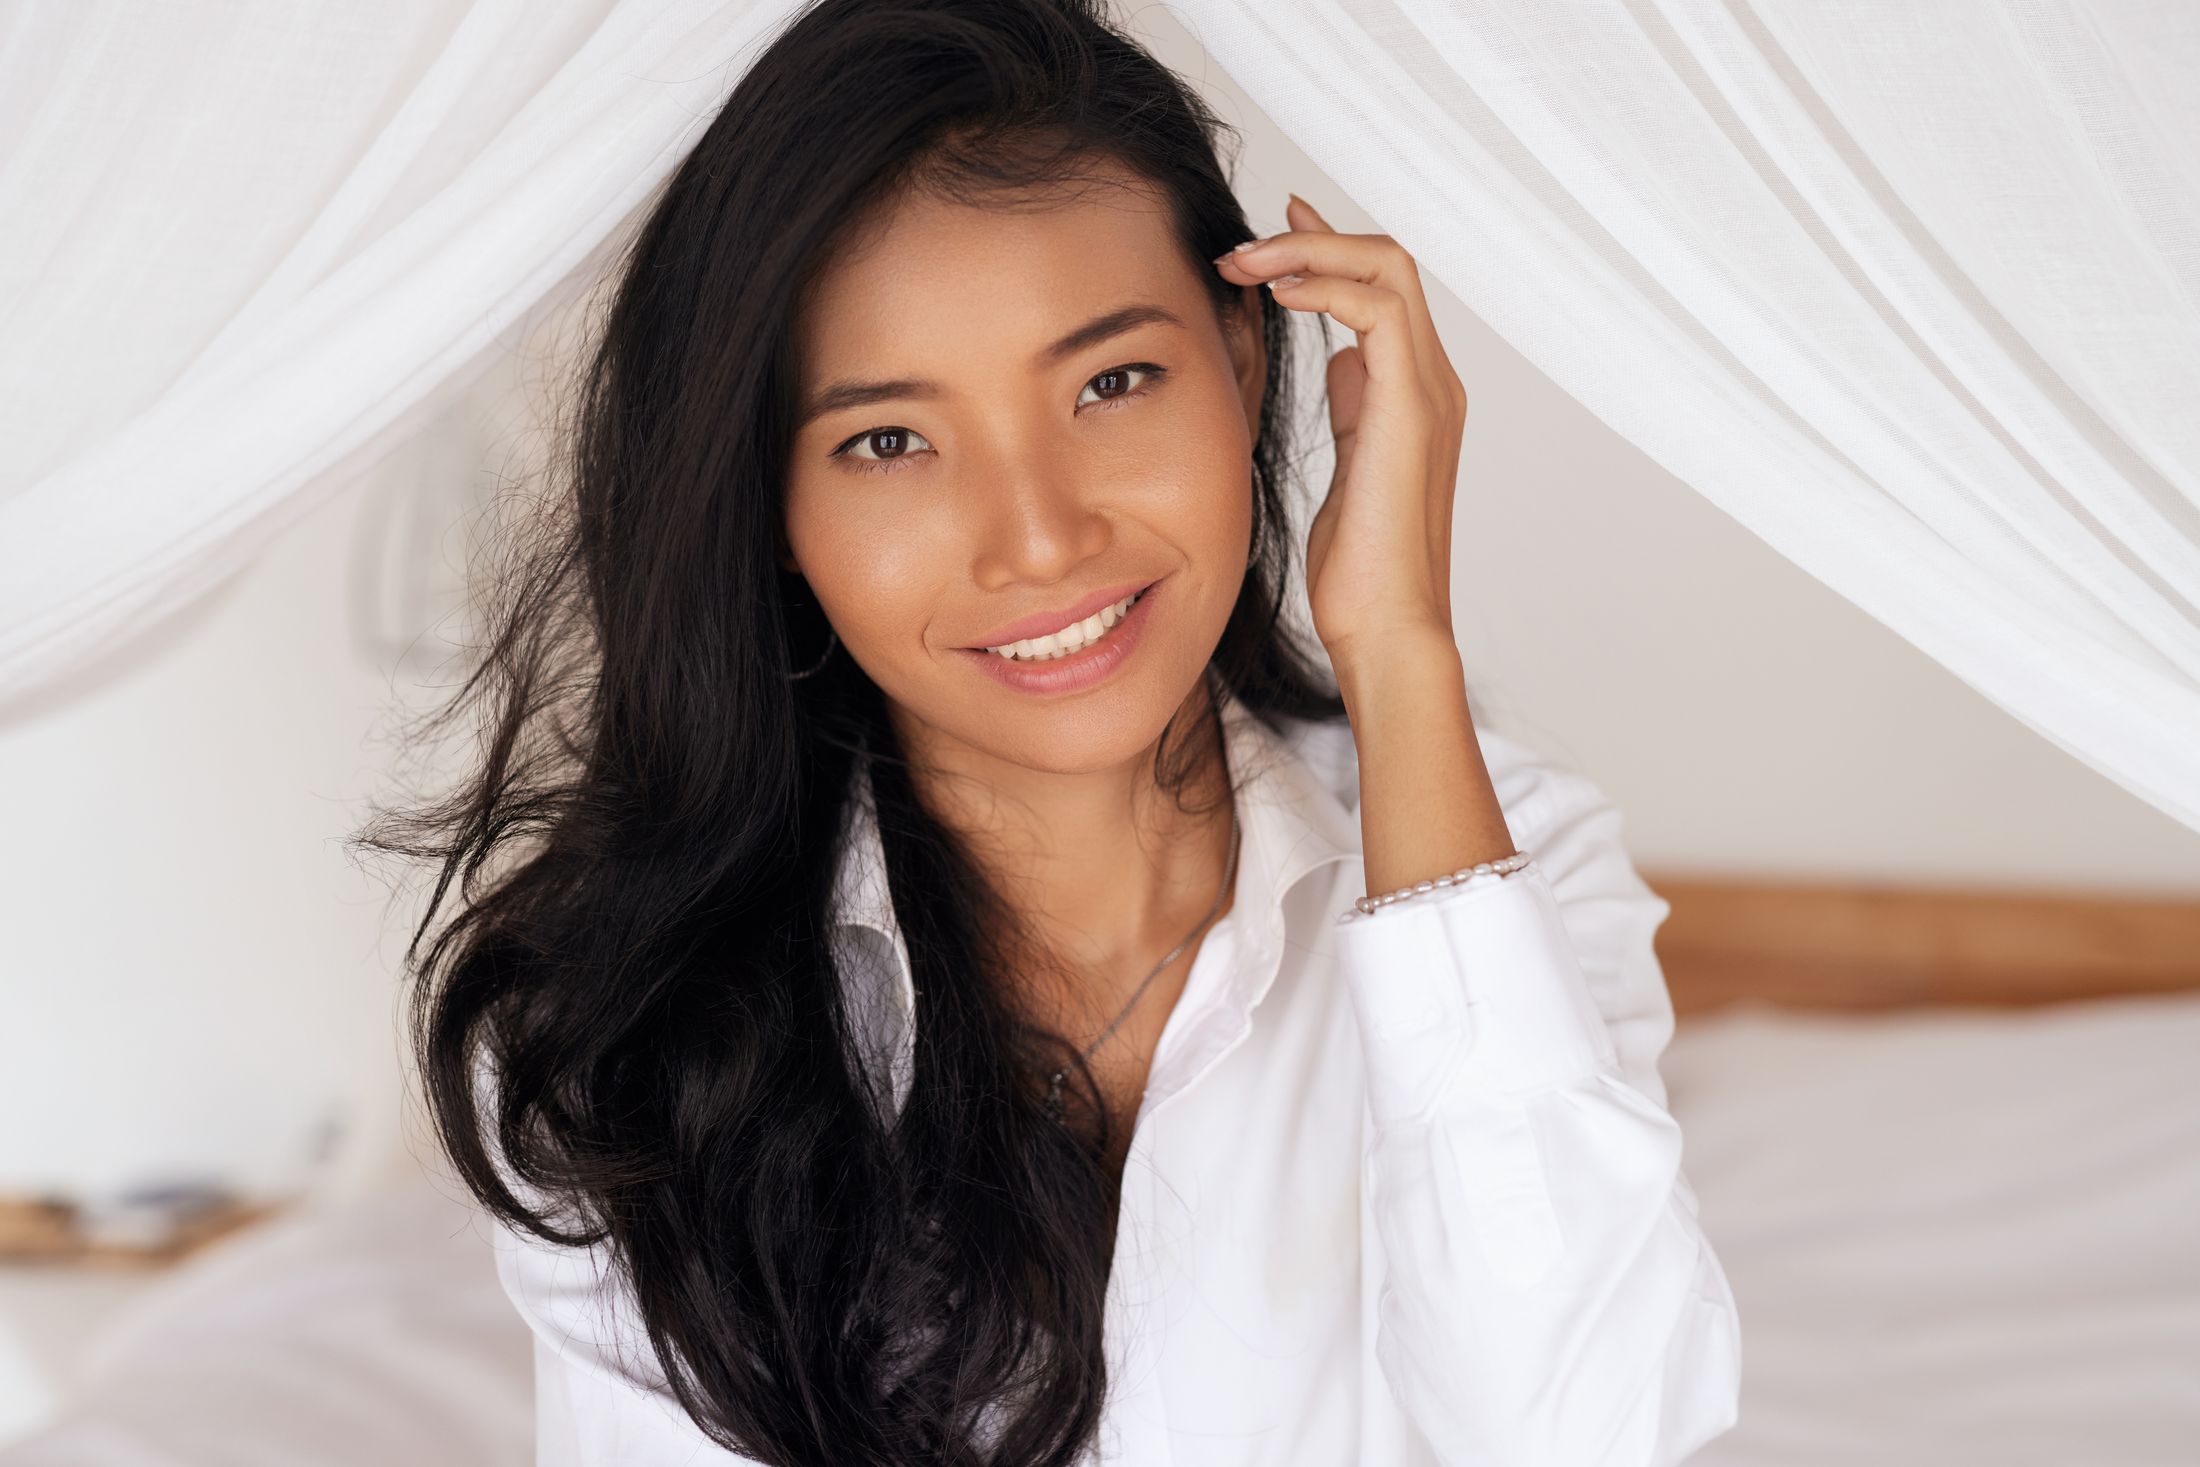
[1333,629,1518,897]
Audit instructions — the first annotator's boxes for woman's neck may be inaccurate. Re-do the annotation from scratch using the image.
[891,683,1239,1011]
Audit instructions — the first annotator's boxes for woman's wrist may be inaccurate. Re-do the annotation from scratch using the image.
[1328,623,1464,717]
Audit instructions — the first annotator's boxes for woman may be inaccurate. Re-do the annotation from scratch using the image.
[358,0,1742,1461]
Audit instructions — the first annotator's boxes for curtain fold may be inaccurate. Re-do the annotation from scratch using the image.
[0,0,799,712]
[1170,0,2200,831]
[5,0,2195,829]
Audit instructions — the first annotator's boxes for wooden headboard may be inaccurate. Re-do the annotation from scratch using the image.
[1639,874,2200,1018]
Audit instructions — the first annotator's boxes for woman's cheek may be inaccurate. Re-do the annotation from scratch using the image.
[798,496,960,666]
[1125,379,1254,537]
[1119,437,1253,577]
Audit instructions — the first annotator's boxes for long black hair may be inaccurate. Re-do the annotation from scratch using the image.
[353,1,1345,1461]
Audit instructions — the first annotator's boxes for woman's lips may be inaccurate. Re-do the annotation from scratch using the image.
[957,576,1163,696]
[963,578,1154,651]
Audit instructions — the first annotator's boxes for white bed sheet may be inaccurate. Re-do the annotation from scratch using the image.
[1673,990,2200,1467]
[2,990,2195,1465]
[0,1160,531,1465]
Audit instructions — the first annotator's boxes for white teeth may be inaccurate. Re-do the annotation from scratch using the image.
[987,591,1142,661]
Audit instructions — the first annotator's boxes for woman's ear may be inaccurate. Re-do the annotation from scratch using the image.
[1226,283,1267,428]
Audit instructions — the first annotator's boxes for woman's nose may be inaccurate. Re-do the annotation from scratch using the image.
[969,457,1110,589]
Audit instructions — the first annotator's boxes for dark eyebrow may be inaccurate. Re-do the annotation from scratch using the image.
[796,302,1186,431]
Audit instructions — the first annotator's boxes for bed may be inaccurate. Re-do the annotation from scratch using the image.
[5,883,2197,1465]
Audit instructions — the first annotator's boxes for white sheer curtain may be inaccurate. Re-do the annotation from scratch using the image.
[0,0,798,712]
[5,1,2196,829]
[1172,0,2200,830]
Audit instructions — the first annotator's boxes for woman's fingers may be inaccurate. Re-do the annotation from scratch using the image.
[1214,224,1466,414]
[1285,192,1331,236]
[1323,342,1367,490]
[1283,199,1372,489]
[1214,197,1470,646]
[1264,271,1437,420]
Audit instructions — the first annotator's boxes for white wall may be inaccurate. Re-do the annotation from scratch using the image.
[5,17,2198,1203]
[0,362,514,1202]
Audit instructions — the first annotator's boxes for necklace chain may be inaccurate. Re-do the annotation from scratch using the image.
[1045,802,1241,1122]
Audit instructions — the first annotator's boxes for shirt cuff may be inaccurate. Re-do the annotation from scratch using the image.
[1335,863,1622,1126]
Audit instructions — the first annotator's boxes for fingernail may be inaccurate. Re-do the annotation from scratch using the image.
[1266,273,1304,289]
[1231,237,1267,253]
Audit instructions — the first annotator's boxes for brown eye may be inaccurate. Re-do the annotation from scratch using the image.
[1076,362,1166,410]
[836,425,934,467]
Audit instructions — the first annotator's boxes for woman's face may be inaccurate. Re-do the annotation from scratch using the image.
[782,169,1266,777]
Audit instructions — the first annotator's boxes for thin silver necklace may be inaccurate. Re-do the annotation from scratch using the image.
[1044,802,1241,1123]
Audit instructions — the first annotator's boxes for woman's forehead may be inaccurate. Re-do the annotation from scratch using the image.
[795,182,1195,381]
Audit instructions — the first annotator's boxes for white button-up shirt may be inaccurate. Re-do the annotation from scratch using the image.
[487,687,1743,1465]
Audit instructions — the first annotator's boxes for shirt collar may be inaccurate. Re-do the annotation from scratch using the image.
[827,683,1362,1026]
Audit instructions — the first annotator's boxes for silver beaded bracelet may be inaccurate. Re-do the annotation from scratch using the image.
[1337,849,1535,923]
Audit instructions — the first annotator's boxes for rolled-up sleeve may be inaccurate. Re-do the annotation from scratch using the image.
[1335,768,1743,1466]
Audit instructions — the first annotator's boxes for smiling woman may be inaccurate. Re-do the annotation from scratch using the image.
[349,0,1738,1463]
[763,105,1307,1190]
[780,163,1267,769]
